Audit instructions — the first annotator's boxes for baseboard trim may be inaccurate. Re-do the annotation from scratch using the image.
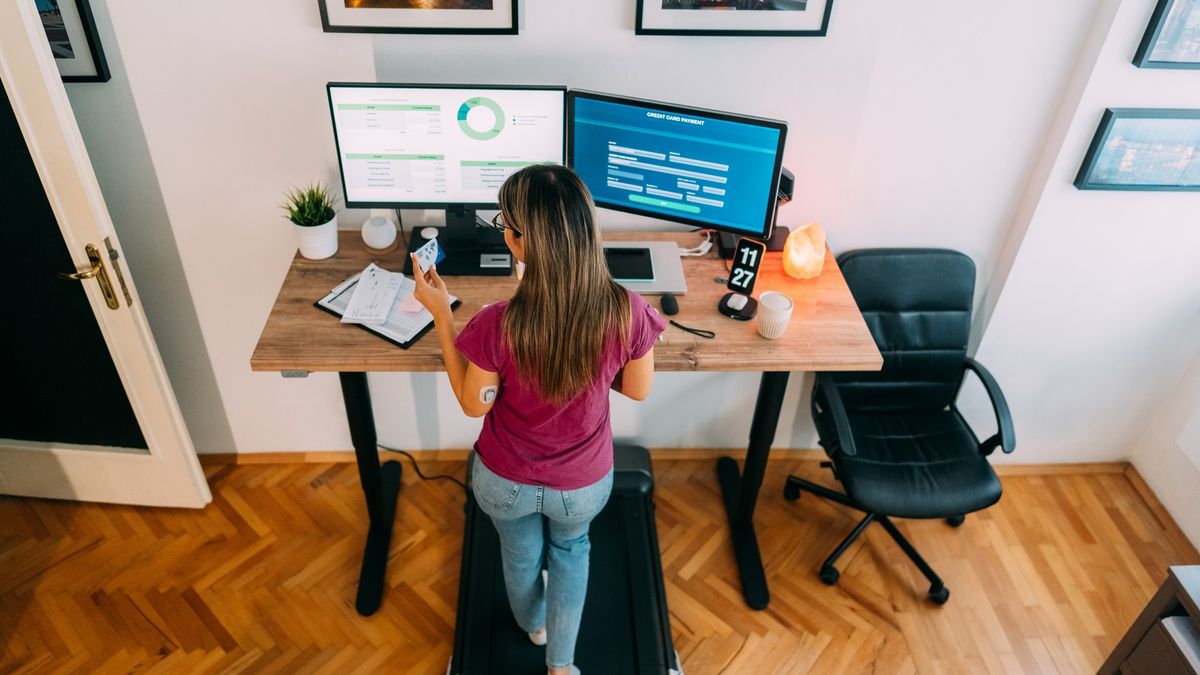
[199,450,471,465]
[198,448,826,465]
[992,462,1128,476]
[198,449,1129,475]
[1122,464,1199,558]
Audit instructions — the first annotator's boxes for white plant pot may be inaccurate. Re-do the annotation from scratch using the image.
[294,213,339,260]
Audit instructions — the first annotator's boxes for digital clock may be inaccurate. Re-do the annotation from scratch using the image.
[718,237,767,321]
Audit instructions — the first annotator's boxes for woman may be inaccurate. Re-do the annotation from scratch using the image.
[411,164,664,675]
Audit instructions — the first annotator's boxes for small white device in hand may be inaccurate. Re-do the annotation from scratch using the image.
[413,237,445,274]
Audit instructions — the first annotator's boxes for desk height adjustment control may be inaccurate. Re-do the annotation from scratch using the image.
[281,370,310,378]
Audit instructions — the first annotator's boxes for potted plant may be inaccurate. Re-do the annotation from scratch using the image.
[282,182,339,260]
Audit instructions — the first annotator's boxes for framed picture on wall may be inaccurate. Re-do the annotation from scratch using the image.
[636,0,834,37]
[1134,0,1200,68]
[318,0,518,35]
[1075,109,1200,191]
[37,0,109,82]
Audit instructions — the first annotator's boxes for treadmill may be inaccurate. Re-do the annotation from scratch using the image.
[450,445,683,674]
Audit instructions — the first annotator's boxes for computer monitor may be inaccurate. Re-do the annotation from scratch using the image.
[327,83,566,275]
[567,90,787,241]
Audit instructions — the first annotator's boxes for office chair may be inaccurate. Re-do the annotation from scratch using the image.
[784,249,1015,605]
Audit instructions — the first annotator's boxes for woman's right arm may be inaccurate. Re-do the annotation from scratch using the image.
[613,351,654,401]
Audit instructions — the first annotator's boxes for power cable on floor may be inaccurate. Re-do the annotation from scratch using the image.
[378,444,468,492]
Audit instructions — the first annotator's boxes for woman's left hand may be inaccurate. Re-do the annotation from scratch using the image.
[411,254,452,322]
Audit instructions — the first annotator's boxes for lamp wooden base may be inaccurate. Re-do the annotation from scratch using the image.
[364,241,399,256]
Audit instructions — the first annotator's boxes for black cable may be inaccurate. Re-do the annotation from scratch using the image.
[378,444,468,492]
[669,319,715,339]
[395,209,408,254]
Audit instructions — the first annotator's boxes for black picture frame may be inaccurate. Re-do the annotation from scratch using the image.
[1075,108,1200,191]
[38,0,110,83]
[636,0,834,37]
[318,0,518,35]
[1134,0,1200,69]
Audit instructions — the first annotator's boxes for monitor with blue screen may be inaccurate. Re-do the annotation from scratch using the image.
[568,91,787,240]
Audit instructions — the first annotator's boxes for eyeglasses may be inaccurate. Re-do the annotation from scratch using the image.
[489,212,522,237]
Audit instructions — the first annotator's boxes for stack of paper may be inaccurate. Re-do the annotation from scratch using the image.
[341,263,403,325]
[318,263,457,346]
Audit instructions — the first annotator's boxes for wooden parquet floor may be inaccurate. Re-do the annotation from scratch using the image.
[2,458,1197,674]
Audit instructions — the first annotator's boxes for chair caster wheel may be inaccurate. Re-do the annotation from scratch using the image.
[784,481,802,501]
[819,565,840,586]
[945,515,965,527]
[928,585,950,605]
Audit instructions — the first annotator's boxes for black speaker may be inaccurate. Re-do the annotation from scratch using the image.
[718,167,794,258]
[777,166,795,203]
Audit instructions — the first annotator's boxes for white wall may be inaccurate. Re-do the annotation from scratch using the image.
[64,0,234,454]
[1133,337,1200,547]
[966,0,1200,469]
[96,0,375,452]
[370,0,1094,451]
[72,0,1168,456]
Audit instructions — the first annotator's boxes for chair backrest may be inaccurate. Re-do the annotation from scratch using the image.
[831,249,975,413]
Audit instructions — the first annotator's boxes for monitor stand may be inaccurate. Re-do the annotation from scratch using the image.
[717,226,789,259]
[402,206,513,276]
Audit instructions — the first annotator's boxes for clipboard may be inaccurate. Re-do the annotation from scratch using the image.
[314,271,460,349]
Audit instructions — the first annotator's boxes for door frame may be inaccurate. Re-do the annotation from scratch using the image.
[0,0,210,508]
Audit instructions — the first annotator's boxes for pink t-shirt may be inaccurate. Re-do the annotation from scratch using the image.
[454,290,665,490]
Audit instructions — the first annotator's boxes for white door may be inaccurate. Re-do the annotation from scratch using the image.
[0,1,210,508]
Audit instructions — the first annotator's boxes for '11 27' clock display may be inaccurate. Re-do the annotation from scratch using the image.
[728,238,766,295]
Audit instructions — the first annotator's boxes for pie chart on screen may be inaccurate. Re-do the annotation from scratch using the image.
[457,97,505,140]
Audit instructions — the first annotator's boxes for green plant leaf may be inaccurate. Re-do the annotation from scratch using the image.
[281,181,338,227]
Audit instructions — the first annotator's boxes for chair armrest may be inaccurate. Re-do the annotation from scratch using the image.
[963,357,1016,455]
[815,374,858,457]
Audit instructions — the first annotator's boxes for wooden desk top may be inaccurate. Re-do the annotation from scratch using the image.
[250,231,881,374]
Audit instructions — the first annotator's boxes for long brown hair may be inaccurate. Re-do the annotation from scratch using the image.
[499,165,630,405]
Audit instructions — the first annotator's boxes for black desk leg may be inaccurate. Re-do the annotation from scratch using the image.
[339,372,403,617]
[717,370,790,610]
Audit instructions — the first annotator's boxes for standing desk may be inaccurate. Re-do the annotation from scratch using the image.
[251,230,881,614]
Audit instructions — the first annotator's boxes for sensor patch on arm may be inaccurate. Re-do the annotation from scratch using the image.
[480,385,498,405]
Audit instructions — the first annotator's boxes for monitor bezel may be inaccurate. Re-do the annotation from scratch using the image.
[327,82,567,210]
[567,89,788,241]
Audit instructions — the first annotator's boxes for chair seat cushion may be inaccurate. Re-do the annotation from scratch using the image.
[816,408,1003,519]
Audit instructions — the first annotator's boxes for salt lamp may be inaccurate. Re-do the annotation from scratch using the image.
[782,222,826,279]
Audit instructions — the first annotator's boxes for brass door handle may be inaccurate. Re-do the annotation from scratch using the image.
[59,264,100,281]
[58,243,120,310]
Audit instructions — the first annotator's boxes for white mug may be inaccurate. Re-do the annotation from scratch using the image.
[756,291,794,339]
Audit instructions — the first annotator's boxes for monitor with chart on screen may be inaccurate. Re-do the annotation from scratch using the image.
[327,83,565,275]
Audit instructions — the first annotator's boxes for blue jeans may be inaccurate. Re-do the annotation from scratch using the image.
[471,458,614,670]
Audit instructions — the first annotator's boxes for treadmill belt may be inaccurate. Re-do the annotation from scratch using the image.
[451,462,678,674]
